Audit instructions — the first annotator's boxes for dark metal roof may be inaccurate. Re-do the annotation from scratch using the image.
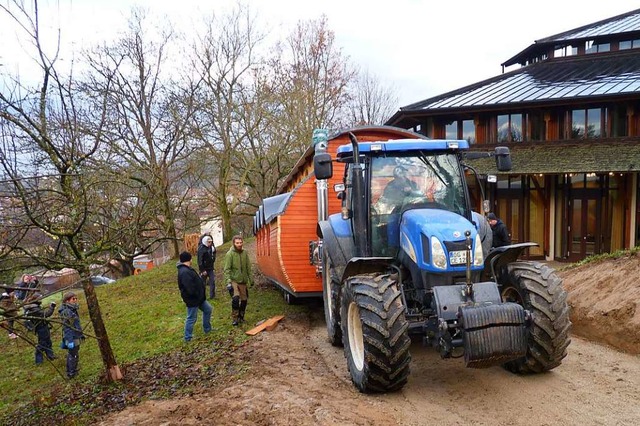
[467,140,640,175]
[537,9,640,44]
[502,9,640,67]
[390,50,640,120]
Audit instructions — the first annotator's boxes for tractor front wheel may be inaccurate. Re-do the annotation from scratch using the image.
[340,273,411,392]
[322,250,342,346]
[500,261,571,374]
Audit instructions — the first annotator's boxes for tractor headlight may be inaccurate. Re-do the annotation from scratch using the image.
[473,234,484,266]
[431,236,447,269]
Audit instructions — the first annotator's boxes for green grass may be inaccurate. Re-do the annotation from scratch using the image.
[0,239,308,421]
[558,245,640,270]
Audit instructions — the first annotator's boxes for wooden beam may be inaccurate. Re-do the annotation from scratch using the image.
[245,315,285,336]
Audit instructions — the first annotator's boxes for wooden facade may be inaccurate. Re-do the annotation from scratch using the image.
[255,127,422,297]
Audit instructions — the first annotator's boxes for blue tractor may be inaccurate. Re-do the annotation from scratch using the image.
[312,132,571,393]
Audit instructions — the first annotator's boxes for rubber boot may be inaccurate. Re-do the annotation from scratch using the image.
[239,300,247,323]
[231,296,240,326]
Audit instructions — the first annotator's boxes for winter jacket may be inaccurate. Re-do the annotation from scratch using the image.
[177,263,206,307]
[24,302,55,331]
[223,247,253,286]
[59,302,84,345]
[491,219,512,248]
[197,238,216,272]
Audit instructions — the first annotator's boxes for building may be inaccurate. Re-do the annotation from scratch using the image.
[386,9,640,262]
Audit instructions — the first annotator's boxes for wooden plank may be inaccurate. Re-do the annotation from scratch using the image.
[245,315,285,336]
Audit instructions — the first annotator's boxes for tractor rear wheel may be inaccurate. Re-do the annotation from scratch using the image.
[340,273,411,392]
[322,250,342,346]
[500,261,571,374]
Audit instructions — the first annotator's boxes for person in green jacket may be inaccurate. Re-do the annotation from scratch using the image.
[223,235,253,326]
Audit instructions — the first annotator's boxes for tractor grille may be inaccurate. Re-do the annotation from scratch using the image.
[444,240,468,252]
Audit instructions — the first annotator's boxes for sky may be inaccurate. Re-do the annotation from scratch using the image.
[0,0,636,107]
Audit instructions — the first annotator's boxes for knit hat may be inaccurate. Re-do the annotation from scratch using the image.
[487,213,497,220]
[179,251,192,263]
[63,292,77,302]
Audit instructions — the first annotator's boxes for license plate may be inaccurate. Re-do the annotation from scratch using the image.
[449,250,467,265]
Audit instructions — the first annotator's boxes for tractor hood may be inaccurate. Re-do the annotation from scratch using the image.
[399,208,481,270]
[401,209,477,242]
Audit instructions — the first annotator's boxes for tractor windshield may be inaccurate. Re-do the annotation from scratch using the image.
[370,153,468,256]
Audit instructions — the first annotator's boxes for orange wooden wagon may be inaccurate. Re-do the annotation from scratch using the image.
[254,126,423,302]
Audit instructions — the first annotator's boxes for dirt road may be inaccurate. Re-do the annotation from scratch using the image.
[100,308,640,426]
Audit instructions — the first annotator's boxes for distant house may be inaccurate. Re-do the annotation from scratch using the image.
[386,9,640,262]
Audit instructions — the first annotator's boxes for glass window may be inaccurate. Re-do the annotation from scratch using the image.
[497,114,522,142]
[620,40,632,50]
[511,114,523,142]
[497,115,509,142]
[599,43,610,53]
[462,120,475,144]
[572,110,586,139]
[633,39,640,48]
[586,40,596,54]
[587,108,601,138]
[445,122,457,139]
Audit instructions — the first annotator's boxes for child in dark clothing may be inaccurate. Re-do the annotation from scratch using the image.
[59,292,84,378]
[23,294,56,364]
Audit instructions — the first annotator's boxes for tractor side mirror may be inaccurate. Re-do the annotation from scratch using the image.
[494,146,512,172]
[314,153,333,179]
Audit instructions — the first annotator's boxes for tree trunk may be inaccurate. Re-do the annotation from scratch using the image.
[81,276,123,381]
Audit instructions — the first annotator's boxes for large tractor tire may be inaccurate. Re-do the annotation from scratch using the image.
[500,261,571,374]
[340,273,411,393]
[322,250,342,346]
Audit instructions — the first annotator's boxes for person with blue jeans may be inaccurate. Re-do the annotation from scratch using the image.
[177,251,212,341]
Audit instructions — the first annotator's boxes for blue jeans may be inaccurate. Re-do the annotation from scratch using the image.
[184,300,212,341]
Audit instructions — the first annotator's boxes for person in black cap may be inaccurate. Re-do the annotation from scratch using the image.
[177,251,212,341]
[487,213,511,248]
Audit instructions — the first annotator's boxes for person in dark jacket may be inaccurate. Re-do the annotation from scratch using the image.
[487,213,512,248]
[223,235,253,326]
[23,294,56,364]
[59,292,84,378]
[197,235,217,299]
[177,251,212,341]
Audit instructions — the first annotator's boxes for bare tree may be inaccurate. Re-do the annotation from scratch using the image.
[0,0,122,381]
[346,68,399,126]
[191,4,265,241]
[84,8,203,257]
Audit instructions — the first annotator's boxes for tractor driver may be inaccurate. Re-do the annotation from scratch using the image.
[382,165,418,206]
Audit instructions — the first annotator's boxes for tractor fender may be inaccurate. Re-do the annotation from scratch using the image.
[341,257,395,283]
[480,242,539,281]
[317,218,355,279]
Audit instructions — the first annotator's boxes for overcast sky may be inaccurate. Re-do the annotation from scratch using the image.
[0,0,636,106]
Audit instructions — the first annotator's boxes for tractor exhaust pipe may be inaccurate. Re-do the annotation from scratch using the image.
[313,129,330,222]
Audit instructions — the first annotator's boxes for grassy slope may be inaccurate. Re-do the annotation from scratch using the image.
[0,240,307,423]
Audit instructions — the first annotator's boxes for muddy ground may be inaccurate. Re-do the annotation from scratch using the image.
[99,252,640,426]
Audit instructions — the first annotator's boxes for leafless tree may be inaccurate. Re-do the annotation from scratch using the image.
[83,8,203,257]
[346,68,399,126]
[191,4,265,241]
[0,0,122,381]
